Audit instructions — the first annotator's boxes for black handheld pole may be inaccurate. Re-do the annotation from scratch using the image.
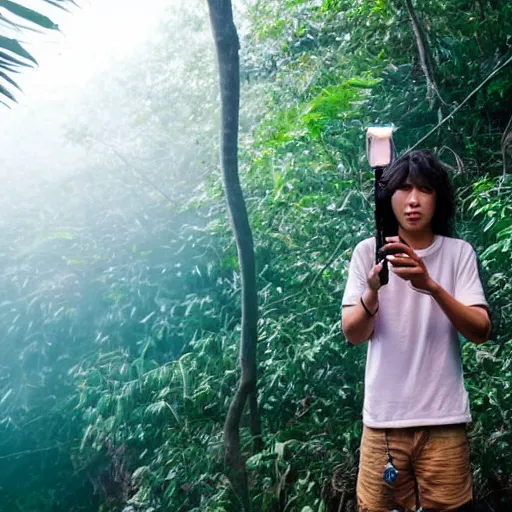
[374,165,390,285]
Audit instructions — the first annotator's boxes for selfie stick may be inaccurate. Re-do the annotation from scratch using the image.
[366,125,396,286]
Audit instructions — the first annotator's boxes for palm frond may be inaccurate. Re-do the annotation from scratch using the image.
[0,0,76,105]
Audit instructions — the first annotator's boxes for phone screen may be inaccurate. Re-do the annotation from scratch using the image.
[367,126,394,168]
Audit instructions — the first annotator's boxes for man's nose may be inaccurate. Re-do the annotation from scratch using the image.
[408,188,420,205]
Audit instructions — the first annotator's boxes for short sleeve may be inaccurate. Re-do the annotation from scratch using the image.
[342,238,374,306]
[455,242,488,308]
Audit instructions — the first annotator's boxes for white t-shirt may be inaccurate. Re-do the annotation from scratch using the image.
[342,235,488,428]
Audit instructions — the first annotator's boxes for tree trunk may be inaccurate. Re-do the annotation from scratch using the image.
[206,1,261,510]
[404,0,444,107]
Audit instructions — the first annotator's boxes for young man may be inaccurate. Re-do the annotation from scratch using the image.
[341,150,491,512]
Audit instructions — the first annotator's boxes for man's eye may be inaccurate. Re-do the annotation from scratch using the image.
[420,186,434,194]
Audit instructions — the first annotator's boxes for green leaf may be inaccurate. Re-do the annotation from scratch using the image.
[0,12,21,29]
[0,36,37,64]
[0,83,16,101]
[140,311,156,324]
[0,62,22,76]
[0,12,45,34]
[345,77,382,88]
[0,0,59,30]
[44,0,76,11]
[0,50,31,68]
[80,424,93,451]
[131,465,150,485]
[0,70,21,91]
[0,388,12,404]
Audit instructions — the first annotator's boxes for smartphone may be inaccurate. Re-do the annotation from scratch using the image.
[377,237,409,262]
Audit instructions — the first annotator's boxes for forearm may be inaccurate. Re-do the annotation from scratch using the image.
[430,283,491,344]
[342,288,379,345]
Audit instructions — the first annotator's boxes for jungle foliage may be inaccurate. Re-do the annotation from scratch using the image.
[1,0,512,511]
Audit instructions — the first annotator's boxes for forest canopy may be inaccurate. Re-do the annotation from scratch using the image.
[0,0,511,511]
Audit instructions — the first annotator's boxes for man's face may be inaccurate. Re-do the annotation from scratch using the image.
[391,178,436,234]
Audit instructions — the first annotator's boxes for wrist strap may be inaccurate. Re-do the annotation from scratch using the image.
[360,296,379,317]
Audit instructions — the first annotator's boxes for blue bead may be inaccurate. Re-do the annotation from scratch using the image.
[383,463,399,484]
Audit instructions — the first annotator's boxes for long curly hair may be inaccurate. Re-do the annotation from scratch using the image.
[379,149,456,236]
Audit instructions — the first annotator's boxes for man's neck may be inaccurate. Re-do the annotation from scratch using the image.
[398,228,435,250]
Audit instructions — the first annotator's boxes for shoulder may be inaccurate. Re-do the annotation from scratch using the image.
[355,236,376,252]
[348,237,375,270]
[438,237,479,273]
[352,237,375,258]
[439,236,476,256]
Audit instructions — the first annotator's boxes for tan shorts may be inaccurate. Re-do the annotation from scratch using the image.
[357,424,472,511]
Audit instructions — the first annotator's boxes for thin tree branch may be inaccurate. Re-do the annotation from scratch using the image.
[408,53,512,152]
[404,0,446,107]
[93,139,176,205]
[0,440,75,460]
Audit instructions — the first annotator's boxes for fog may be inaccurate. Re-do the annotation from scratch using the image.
[0,0,223,490]
[0,0,225,261]
[1,1,171,176]
[0,2,260,507]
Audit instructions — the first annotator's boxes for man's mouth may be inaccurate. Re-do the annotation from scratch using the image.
[406,212,421,220]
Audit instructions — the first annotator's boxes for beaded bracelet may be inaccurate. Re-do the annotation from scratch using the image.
[360,296,379,317]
